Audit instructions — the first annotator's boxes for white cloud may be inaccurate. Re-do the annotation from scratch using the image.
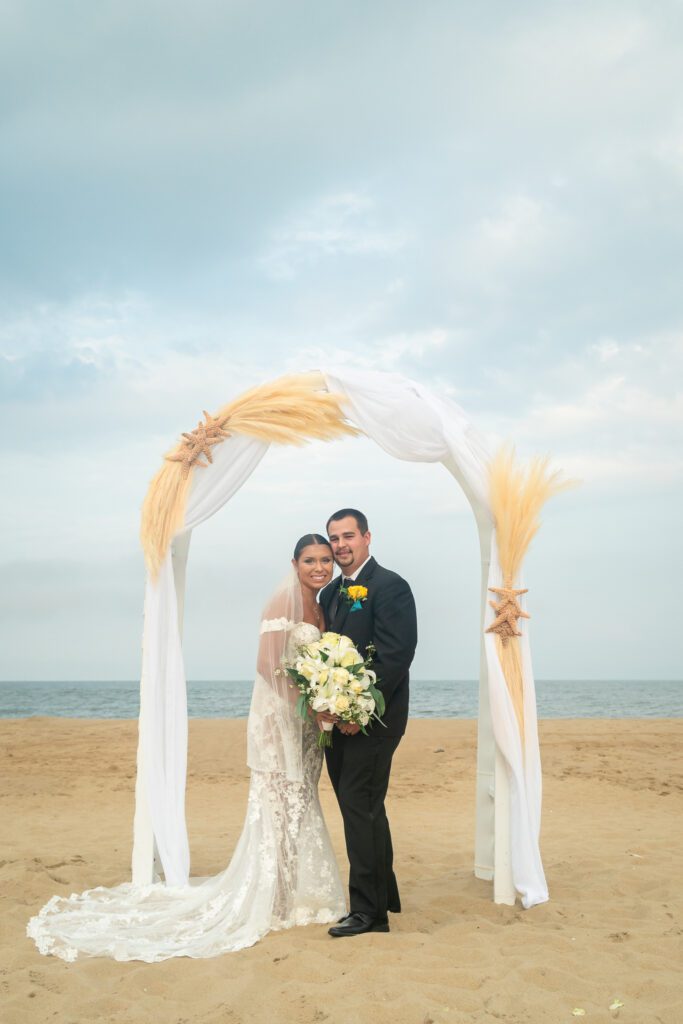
[292,328,451,375]
[457,194,574,289]
[556,449,682,487]
[487,330,683,487]
[591,338,620,362]
[260,191,406,279]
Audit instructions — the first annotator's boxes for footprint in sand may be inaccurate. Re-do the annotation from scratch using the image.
[28,970,61,994]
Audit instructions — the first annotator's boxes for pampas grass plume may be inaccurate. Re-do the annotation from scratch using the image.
[140,372,360,579]
[489,445,575,585]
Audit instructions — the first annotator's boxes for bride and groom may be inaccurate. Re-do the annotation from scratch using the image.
[28,509,418,962]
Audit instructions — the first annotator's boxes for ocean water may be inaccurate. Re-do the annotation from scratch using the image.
[0,678,681,719]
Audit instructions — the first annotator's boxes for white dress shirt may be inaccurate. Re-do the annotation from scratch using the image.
[343,555,372,582]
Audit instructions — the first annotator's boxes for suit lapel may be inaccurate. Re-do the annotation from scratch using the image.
[322,575,344,630]
[333,593,351,634]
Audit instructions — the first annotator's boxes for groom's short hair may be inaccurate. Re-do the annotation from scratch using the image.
[326,508,369,534]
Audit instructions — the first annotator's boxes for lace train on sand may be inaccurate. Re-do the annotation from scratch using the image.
[27,721,344,962]
[27,622,345,962]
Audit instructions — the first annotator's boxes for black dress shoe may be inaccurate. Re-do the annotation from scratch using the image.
[336,912,353,924]
[328,912,390,937]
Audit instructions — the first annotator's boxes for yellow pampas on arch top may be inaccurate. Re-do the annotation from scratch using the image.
[140,372,361,579]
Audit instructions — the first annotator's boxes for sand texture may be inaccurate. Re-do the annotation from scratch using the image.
[1,717,682,1024]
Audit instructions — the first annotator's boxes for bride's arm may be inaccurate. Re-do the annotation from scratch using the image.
[256,592,299,708]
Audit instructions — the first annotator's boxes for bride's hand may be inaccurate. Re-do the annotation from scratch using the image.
[315,711,338,729]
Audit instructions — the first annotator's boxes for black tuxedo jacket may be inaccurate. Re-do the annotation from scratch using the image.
[319,557,417,737]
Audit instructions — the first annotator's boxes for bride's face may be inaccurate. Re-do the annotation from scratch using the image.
[293,544,334,592]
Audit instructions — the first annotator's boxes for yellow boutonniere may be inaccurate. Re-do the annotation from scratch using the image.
[342,584,368,611]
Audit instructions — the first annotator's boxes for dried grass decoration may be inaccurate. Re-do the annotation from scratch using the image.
[140,372,360,579]
[486,446,574,741]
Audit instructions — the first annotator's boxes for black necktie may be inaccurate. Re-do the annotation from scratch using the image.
[343,578,355,588]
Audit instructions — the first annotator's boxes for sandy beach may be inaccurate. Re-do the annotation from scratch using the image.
[2,717,681,1024]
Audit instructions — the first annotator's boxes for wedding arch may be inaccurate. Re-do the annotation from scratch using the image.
[133,368,567,909]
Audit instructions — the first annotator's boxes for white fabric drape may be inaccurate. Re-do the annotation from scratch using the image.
[133,368,548,907]
[138,434,268,886]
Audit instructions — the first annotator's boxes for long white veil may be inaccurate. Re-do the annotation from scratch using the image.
[248,568,305,782]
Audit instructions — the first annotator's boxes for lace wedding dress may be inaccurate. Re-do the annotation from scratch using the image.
[27,596,346,962]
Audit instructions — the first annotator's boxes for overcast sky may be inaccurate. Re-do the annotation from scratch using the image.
[2,1,682,682]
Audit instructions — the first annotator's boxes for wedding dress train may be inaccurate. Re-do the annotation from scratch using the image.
[27,610,346,962]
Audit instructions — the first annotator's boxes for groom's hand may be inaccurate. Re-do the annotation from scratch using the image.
[337,722,360,735]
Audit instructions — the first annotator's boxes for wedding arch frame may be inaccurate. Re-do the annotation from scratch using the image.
[133,368,558,909]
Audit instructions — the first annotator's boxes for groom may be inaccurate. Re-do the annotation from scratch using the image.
[318,508,417,937]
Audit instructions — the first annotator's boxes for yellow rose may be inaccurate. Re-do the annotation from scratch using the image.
[347,585,367,601]
[340,650,363,668]
[335,694,350,713]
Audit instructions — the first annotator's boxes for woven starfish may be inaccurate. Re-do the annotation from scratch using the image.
[485,585,530,645]
[166,411,231,478]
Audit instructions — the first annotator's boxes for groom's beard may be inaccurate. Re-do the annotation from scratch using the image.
[334,551,354,569]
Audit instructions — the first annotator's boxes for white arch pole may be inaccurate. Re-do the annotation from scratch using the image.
[441,465,514,906]
[477,523,514,904]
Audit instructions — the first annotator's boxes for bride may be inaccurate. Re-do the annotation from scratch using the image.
[28,534,346,961]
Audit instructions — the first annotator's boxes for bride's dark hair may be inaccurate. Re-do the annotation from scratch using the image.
[293,534,332,560]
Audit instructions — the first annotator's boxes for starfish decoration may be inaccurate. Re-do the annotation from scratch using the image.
[165,410,231,478]
[485,585,530,645]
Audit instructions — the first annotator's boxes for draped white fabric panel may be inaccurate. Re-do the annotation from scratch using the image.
[137,434,268,886]
[134,369,548,907]
[483,541,547,908]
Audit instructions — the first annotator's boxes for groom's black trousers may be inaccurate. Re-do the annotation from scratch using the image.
[325,731,401,923]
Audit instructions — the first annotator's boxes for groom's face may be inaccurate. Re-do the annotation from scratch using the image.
[327,516,371,575]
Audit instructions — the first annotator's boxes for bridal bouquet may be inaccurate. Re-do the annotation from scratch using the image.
[285,632,385,748]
